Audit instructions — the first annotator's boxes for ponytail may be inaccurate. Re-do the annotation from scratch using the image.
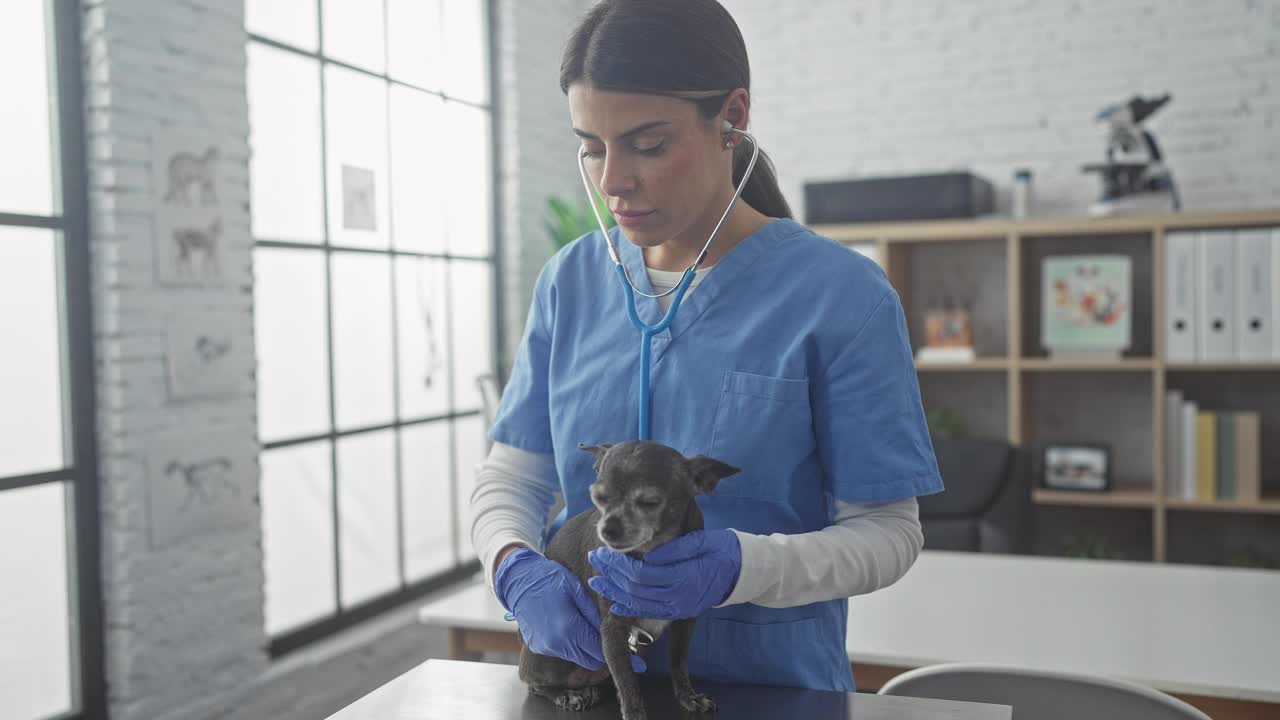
[732,143,792,219]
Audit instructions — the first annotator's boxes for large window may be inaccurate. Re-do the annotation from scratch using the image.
[0,1,104,718]
[247,0,497,654]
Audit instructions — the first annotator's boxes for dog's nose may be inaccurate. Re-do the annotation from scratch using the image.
[601,518,623,543]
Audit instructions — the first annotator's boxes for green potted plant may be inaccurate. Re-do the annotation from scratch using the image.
[545,194,615,251]
[926,408,967,439]
[1059,534,1123,560]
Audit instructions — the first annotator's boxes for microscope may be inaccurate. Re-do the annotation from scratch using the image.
[1081,94,1181,216]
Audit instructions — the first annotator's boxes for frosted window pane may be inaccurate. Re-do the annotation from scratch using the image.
[389,85,446,254]
[0,228,65,478]
[331,252,395,429]
[0,0,55,216]
[325,65,390,249]
[254,248,331,442]
[322,0,386,74]
[396,257,449,420]
[387,0,443,90]
[441,0,488,105]
[0,484,74,718]
[337,431,399,606]
[453,414,486,562]
[400,422,452,581]
[245,0,318,51]
[449,260,493,412]
[247,45,325,244]
[262,442,336,635]
[442,101,492,256]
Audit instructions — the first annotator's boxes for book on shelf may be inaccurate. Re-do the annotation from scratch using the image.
[1195,412,1217,501]
[1164,398,1260,503]
[1163,225,1280,362]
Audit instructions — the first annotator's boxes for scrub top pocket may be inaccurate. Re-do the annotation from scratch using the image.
[707,371,815,503]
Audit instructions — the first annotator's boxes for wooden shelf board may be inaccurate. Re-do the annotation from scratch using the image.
[915,358,1009,371]
[1034,483,1154,509]
[1020,358,1154,371]
[816,208,1280,244]
[1164,362,1280,372]
[1165,494,1280,515]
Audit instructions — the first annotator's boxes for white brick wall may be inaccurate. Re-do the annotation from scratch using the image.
[716,0,1280,219]
[495,0,594,373]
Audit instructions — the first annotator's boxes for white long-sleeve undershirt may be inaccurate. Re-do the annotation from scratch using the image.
[469,441,924,609]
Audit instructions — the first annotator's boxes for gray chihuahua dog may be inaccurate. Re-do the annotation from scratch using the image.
[517,440,740,720]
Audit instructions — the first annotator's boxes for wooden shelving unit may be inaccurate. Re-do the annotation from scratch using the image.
[815,208,1280,566]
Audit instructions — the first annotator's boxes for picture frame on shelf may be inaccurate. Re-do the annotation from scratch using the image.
[1041,254,1132,361]
[1041,443,1113,492]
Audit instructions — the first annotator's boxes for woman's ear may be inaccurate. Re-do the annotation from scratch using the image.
[719,88,751,135]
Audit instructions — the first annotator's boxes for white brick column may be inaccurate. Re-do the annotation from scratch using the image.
[494,0,592,374]
[82,1,264,718]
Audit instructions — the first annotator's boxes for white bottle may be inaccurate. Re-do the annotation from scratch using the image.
[1012,168,1033,219]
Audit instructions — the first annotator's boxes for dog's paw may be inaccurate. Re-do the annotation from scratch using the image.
[554,686,604,712]
[677,691,717,714]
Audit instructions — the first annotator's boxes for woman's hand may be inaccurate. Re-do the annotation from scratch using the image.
[587,529,742,619]
[494,547,646,672]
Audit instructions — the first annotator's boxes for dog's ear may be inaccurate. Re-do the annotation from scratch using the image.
[685,455,741,496]
[578,443,613,470]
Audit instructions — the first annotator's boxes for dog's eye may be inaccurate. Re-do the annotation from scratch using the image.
[636,498,662,510]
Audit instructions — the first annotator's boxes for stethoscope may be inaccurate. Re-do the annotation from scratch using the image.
[577,120,760,442]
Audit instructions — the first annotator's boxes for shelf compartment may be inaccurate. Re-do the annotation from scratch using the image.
[1034,482,1154,508]
[1034,505,1155,562]
[1164,370,1280,512]
[1023,372,1155,486]
[889,238,1009,360]
[918,371,1008,442]
[1019,233,1154,359]
[1165,511,1279,569]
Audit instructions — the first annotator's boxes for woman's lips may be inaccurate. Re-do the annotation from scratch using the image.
[614,209,655,227]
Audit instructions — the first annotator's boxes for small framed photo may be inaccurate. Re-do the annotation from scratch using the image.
[1041,444,1112,492]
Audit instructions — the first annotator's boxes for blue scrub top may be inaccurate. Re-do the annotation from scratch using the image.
[489,217,943,692]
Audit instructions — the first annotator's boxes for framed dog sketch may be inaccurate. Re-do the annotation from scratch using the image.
[144,429,250,548]
[166,310,244,399]
[342,164,378,231]
[150,131,226,285]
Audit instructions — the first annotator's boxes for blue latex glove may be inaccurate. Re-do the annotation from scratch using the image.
[587,529,742,620]
[495,548,646,672]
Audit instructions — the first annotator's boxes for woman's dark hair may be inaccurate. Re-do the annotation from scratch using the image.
[559,0,793,219]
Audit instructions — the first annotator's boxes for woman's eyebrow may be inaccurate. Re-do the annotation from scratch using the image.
[572,120,671,141]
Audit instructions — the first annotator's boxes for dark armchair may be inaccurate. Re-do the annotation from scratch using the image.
[918,436,1033,554]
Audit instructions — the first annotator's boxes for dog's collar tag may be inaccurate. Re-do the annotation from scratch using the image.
[626,626,654,654]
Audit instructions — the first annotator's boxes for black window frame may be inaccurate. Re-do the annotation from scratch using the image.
[247,0,504,658]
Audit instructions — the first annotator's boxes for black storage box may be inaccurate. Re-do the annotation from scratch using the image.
[803,172,995,224]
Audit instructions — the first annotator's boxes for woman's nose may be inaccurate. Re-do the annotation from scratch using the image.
[599,151,636,198]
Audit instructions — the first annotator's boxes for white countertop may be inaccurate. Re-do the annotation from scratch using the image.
[419,550,1280,704]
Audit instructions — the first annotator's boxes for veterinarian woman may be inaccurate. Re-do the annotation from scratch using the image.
[470,0,943,693]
